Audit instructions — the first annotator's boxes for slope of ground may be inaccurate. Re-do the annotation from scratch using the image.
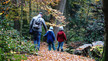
[24,42,95,61]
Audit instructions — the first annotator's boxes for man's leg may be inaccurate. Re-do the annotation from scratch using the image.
[34,40,37,48]
[37,32,41,50]
[33,33,37,49]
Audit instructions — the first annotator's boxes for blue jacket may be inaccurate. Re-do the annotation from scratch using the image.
[44,30,55,43]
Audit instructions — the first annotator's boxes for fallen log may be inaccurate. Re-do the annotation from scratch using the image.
[74,44,92,56]
[92,41,104,46]
[76,44,92,50]
[74,41,104,56]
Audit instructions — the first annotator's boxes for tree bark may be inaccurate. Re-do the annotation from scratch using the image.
[14,19,20,31]
[54,0,67,39]
[102,0,108,61]
[58,0,66,13]
[29,0,32,40]
[29,0,31,21]
[20,0,23,41]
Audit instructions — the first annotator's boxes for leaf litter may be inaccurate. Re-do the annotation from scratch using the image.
[23,42,95,61]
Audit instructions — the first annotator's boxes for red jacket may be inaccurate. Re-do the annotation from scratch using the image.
[57,31,67,42]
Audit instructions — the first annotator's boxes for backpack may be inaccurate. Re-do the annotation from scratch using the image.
[33,17,41,29]
[29,19,34,35]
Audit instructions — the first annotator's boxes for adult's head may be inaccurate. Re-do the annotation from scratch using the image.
[39,12,43,17]
[59,26,64,31]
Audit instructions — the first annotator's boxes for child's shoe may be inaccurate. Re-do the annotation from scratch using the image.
[61,49,64,52]
[57,48,59,51]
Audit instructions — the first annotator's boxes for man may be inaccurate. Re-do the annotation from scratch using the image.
[30,12,47,50]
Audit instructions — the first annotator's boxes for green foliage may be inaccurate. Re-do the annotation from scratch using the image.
[0,17,37,60]
[90,45,103,60]
[0,0,104,60]
[16,41,38,54]
[65,0,104,43]
[1,53,27,61]
[0,27,37,60]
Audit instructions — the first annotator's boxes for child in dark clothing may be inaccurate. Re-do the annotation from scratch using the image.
[44,26,56,51]
[57,26,67,52]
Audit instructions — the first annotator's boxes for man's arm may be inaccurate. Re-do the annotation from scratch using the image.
[41,18,47,32]
[30,18,33,28]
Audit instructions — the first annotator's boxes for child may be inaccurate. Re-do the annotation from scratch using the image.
[57,26,67,52]
[44,26,56,51]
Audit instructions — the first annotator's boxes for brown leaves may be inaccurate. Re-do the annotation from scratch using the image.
[30,0,67,27]
[45,22,66,27]
[2,0,10,4]
[25,42,95,61]
[0,13,3,15]
[95,0,100,2]
[33,0,60,5]
[41,5,68,27]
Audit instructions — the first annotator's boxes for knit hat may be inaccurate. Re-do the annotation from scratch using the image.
[59,26,64,30]
[39,12,43,15]
[49,26,53,30]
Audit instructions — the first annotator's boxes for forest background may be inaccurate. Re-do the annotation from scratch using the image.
[0,0,104,61]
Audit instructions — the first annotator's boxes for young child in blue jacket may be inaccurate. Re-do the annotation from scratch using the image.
[44,26,56,51]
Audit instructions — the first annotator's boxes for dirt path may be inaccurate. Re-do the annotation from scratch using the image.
[25,42,95,61]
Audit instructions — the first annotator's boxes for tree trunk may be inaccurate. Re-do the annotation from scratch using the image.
[20,0,23,41]
[58,0,66,13]
[102,0,108,61]
[14,19,20,31]
[29,0,32,40]
[54,0,67,39]
[29,0,31,21]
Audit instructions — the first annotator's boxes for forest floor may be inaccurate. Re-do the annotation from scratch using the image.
[23,42,95,61]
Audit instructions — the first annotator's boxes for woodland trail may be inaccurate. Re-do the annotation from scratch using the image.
[24,42,95,61]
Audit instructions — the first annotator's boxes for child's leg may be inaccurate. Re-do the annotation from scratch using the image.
[60,42,64,49]
[57,42,60,51]
[60,42,64,52]
[48,43,51,51]
[52,42,56,51]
